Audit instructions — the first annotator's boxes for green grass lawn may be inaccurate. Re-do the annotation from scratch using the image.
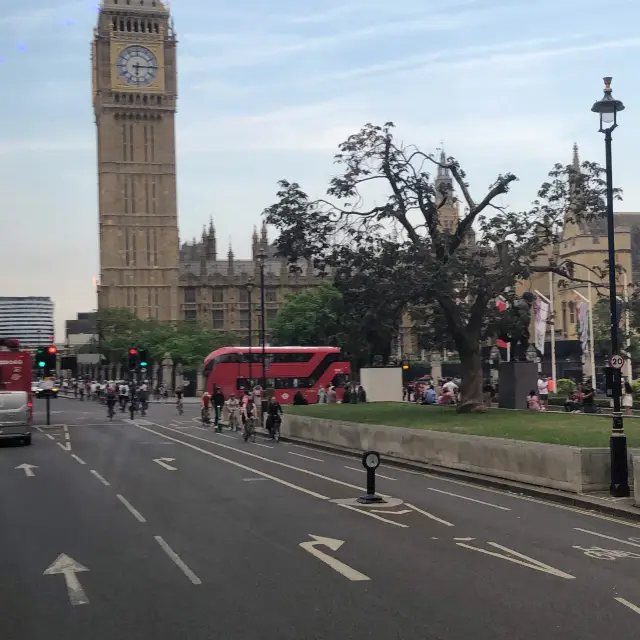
[285,402,640,448]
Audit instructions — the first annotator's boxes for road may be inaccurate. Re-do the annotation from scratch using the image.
[2,397,640,639]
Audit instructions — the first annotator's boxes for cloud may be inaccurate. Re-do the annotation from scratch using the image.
[180,5,505,70]
[0,2,87,31]
[0,135,93,155]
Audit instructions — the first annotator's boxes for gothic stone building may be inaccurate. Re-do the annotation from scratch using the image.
[179,222,325,342]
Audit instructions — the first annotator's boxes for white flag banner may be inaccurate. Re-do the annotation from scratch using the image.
[533,297,549,355]
[576,301,589,354]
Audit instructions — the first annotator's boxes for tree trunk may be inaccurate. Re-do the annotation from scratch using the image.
[456,345,487,413]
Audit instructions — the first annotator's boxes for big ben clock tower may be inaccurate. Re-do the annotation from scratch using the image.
[92,0,179,321]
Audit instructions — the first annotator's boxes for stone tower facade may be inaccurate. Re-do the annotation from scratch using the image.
[92,0,180,321]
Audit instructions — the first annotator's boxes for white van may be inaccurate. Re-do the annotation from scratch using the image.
[0,391,32,445]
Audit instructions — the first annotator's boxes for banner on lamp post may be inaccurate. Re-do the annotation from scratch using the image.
[576,301,589,354]
[533,297,549,355]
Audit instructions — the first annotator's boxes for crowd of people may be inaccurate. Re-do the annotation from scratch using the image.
[404,378,462,405]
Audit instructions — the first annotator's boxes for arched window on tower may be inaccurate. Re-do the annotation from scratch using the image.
[133,20,139,32]
[126,20,131,31]
[568,301,575,326]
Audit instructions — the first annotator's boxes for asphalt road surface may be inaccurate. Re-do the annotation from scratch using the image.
[3,397,640,639]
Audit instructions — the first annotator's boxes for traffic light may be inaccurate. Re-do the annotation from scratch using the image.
[36,345,57,375]
[128,348,138,371]
[35,347,46,370]
[139,349,149,369]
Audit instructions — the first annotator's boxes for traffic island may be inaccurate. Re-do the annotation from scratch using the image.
[281,405,640,496]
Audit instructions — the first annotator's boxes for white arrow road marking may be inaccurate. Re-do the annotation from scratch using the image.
[299,535,370,582]
[575,528,640,549]
[43,554,90,605]
[616,597,640,615]
[15,463,38,477]
[456,541,574,579]
[57,442,71,452]
[153,457,177,471]
[371,509,412,515]
[405,503,454,527]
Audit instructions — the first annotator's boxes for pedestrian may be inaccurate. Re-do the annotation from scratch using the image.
[537,376,549,409]
[213,386,225,429]
[317,386,327,404]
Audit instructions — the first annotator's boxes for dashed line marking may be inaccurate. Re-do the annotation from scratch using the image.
[426,487,510,511]
[116,494,146,522]
[615,597,640,615]
[90,470,110,486]
[70,454,86,465]
[289,452,324,462]
[154,536,202,585]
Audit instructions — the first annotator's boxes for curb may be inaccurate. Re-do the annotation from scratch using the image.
[280,435,640,523]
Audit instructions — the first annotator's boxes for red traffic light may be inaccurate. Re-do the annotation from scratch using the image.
[47,346,57,354]
[129,348,138,355]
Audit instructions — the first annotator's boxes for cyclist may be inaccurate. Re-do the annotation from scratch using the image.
[175,386,184,415]
[201,391,212,425]
[242,394,257,442]
[105,381,117,420]
[213,386,225,430]
[118,380,130,412]
[266,396,283,441]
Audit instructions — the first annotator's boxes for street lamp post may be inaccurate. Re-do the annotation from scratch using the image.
[246,277,254,388]
[591,76,630,498]
[258,247,267,391]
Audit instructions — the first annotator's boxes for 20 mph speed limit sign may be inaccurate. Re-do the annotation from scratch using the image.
[610,354,625,369]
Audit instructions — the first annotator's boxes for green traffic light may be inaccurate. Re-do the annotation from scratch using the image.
[38,361,45,368]
[140,361,148,367]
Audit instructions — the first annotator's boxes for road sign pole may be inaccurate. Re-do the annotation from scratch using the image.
[46,394,50,426]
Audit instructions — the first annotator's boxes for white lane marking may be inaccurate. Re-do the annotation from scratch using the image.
[289,452,324,462]
[43,554,90,606]
[456,541,574,579]
[292,443,357,462]
[46,433,55,440]
[65,432,70,441]
[574,528,640,549]
[405,502,455,527]
[344,465,396,481]
[244,477,268,482]
[153,457,178,471]
[15,463,38,477]
[136,421,390,497]
[426,487,510,511]
[70,454,86,465]
[116,494,147,523]
[63,425,68,433]
[615,597,640,615]
[129,423,330,500]
[454,537,475,542]
[154,536,202,585]
[371,509,412,515]
[338,503,408,528]
[90,470,110,486]
[253,442,274,449]
[35,426,45,433]
[299,535,370,582]
[56,442,71,452]
[219,433,236,439]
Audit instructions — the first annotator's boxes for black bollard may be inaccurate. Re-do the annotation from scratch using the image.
[357,451,386,504]
[45,394,51,426]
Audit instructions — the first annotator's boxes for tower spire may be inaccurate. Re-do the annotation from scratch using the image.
[572,142,580,171]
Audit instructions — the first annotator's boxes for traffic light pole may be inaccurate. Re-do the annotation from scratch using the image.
[45,394,51,426]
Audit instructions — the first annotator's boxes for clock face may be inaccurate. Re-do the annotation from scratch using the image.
[116,46,158,86]
[364,452,379,469]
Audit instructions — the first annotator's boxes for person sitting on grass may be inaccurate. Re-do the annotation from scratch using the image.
[437,388,455,405]
[564,390,582,413]
[527,390,543,411]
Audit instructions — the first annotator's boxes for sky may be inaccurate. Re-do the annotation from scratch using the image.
[2,0,640,339]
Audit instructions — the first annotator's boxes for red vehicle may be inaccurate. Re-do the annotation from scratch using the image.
[202,346,351,404]
[0,338,33,420]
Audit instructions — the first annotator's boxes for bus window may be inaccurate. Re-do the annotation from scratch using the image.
[331,373,349,388]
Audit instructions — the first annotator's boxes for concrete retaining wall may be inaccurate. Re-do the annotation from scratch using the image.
[634,457,640,506]
[282,414,638,494]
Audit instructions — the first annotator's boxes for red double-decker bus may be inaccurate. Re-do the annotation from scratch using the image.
[202,346,351,404]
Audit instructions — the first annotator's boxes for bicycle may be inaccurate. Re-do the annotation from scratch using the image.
[107,402,115,421]
[201,406,211,426]
[176,398,184,415]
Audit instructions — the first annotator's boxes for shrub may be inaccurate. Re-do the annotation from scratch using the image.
[556,378,577,395]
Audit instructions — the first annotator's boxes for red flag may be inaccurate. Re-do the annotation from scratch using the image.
[496,298,508,348]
